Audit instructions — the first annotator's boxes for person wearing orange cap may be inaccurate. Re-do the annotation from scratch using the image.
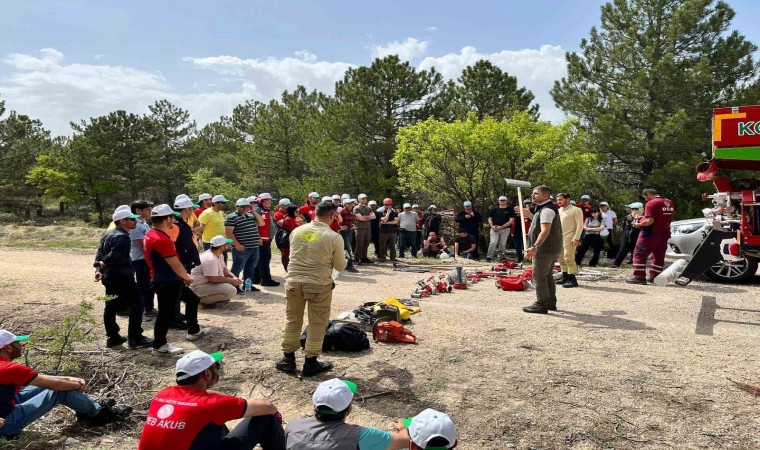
[376,198,399,262]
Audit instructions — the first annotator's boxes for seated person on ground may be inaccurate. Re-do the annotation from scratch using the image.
[139,350,284,450]
[405,408,458,450]
[286,378,410,449]
[421,231,450,258]
[0,330,131,439]
[190,235,242,305]
[454,228,477,260]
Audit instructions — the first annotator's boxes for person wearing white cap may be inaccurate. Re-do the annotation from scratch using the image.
[190,235,241,305]
[94,206,153,349]
[225,198,265,294]
[276,201,346,377]
[299,192,320,223]
[398,203,419,258]
[285,378,410,449]
[331,194,342,205]
[105,204,131,231]
[455,201,483,259]
[195,193,213,217]
[139,350,285,450]
[352,195,376,265]
[273,198,291,227]
[0,330,132,438]
[599,201,618,258]
[198,195,230,250]
[368,200,381,258]
[578,194,592,219]
[613,202,643,268]
[127,200,158,322]
[486,195,516,262]
[144,204,210,356]
[412,204,424,251]
[252,193,281,287]
[403,408,458,450]
[341,193,350,201]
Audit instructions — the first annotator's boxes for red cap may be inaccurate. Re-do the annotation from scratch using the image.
[383,198,393,205]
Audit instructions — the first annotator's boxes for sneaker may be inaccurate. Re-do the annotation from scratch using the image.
[522,303,548,314]
[106,336,127,348]
[275,353,297,372]
[360,258,374,264]
[547,303,558,311]
[625,277,647,285]
[261,280,280,287]
[128,336,154,349]
[142,313,155,322]
[152,344,185,356]
[168,321,188,330]
[78,403,133,426]
[144,309,159,318]
[485,258,493,263]
[346,267,359,273]
[186,327,211,341]
[302,357,333,377]
[647,277,655,284]
[237,288,246,295]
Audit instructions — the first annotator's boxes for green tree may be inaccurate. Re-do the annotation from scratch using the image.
[148,100,197,202]
[0,99,51,217]
[445,60,539,121]
[187,117,244,183]
[551,0,757,213]
[325,55,446,196]
[393,112,595,210]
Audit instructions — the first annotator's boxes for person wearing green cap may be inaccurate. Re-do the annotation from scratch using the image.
[398,203,419,258]
[455,201,483,260]
[0,330,132,438]
[94,206,153,349]
[286,378,410,449]
[139,350,285,450]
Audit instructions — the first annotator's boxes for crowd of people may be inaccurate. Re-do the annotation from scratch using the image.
[0,186,675,447]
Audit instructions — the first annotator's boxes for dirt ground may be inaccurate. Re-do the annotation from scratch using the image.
[1,246,760,450]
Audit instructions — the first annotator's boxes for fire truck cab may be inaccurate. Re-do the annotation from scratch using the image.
[672,105,760,285]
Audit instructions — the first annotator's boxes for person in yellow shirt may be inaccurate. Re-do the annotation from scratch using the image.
[556,193,584,288]
[199,195,230,250]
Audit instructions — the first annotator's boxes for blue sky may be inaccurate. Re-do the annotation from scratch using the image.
[1,0,758,135]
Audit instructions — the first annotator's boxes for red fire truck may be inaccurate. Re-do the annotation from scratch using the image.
[669,105,760,285]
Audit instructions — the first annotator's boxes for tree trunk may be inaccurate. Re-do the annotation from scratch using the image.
[24,207,31,221]
[59,202,65,215]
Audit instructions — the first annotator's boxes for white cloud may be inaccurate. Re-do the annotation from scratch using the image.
[419,44,568,122]
[425,26,437,31]
[0,44,569,136]
[372,38,429,62]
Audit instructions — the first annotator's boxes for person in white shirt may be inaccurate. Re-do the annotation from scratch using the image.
[190,235,242,305]
[600,201,618,258]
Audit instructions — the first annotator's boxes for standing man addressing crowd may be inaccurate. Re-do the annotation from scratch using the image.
[377,198,399,262]
[522,186,563,314]
[353,194,375,265]
[398,203,418,258]
[254,193,281,287]
[556,193,583,288]
[628,188,675,284]
[94,206,153,349]
[276,202,346,377]
[486,195,515,262]
[226,198,264,294]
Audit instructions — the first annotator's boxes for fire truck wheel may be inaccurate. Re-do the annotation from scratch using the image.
[704,257,758,283]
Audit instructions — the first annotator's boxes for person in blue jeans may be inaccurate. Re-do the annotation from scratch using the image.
[225,198,264,294]
[0,330,131,438]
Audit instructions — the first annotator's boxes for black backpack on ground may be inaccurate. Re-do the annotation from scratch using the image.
[300,321,370,352]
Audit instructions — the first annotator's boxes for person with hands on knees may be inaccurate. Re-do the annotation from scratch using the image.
[138,350,285,450]
[145,204,210,357]
[0,330,132,439]
[285,378,411,450]
[190,235,241,306]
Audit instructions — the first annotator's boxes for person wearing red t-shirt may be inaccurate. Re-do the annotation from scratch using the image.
[253,193,280,287]
[298,192,320,223]
[139,350,284,450]
[145,205,210,357]
[278,205,302,271]
[194,193,212,218]
[0,330,131,438]
[627,188,676,284]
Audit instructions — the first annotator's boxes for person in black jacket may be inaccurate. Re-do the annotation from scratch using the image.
[613,202,643,267]
[423,205,441,238]
[368,200,380,258]
[455,201,483,260]
[173,196,204,325]
[94,207,153,349]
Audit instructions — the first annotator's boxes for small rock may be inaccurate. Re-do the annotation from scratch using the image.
[65,437,79,446]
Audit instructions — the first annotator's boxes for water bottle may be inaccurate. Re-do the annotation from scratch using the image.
[244,278,252,292]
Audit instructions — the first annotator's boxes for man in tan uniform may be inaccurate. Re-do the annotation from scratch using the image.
[276,201,346,377]
[556,193,584,288]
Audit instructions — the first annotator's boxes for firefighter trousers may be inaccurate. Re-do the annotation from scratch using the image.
[281,281,333,357]
[632,235,668,280]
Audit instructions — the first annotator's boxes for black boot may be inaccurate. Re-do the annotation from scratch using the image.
[562,274,578,288]
[302,356,333,377]
[522,303,548,314]
[275,352,296,372]
[558,272,568,285]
